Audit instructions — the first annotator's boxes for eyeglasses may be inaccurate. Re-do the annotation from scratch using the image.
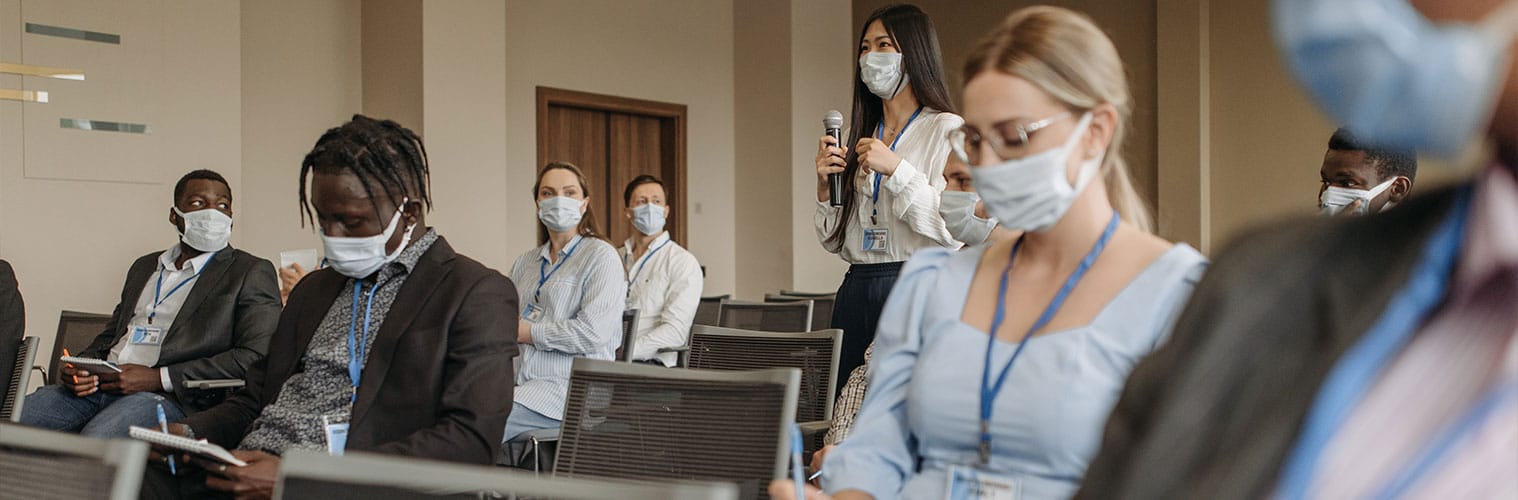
[948,112,1072,165]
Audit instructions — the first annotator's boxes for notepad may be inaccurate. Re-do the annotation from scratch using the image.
[58,356,122,373]
[279,248,319,272]
[128,426,248,467]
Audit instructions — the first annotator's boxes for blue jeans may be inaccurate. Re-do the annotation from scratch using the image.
[20,385,186,438]
[503,402,560,441]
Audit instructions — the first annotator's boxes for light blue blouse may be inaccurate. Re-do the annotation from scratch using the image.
[822,243,1207,499]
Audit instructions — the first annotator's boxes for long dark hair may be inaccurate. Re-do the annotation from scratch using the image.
[534,162,605,245]
[827,3,956,249]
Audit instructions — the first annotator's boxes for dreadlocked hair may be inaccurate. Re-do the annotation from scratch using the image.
[298,114,432,227]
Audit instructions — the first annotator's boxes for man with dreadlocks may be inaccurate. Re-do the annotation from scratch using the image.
[142,115,519,499]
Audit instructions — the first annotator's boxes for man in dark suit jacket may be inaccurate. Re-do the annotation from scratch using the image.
[1077,2,1518,498]
[0,260,24,398]
[143,116,518,500]
[21,170,280,438]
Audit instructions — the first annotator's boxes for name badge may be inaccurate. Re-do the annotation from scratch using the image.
[522,303,545,323]
[130,326,166,346]
[945,466,1019,500]
[322,414,350,456]
[862,228,890,253]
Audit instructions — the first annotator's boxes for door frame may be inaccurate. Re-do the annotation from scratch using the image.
[536,86,688,246]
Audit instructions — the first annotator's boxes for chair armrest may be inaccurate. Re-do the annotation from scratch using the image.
[798,420,830,440]
[657,346,690,353]
[183,379,245,390]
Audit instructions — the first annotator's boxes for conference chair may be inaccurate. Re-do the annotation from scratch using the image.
[765,292,835,332]
[686,326,841,460]
[46,311,111,383]
[694,294,728,327]
[0,423,148,500]
[2,337,38,423]
[278,449,738,500]
[717,300,813,333]
[617,308,640,362]
[554,358,799,500]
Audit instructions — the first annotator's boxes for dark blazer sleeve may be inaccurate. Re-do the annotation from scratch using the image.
[0,261,24,387]
[163,256,281,389]
[368,272,519,462]
[181,273,302,449]
[80,255,156,359]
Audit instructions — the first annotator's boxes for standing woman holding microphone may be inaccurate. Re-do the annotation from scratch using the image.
[815,3,963,389]
[779,6,1207,499]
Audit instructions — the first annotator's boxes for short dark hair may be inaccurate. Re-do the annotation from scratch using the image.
[623,174,666,206]
[174,169,231,202]
[1328,127,1418,183]
[299,115,432,226]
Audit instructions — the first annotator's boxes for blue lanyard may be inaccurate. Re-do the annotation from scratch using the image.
[869,106,924,225]
[628,238,673,285]
[536,236,584,303]
[149,251,216,324]
[1275,188,1473,500]
[347,280,382,404]
[977,211,1119,464]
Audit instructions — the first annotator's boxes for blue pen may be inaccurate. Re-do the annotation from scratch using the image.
[156,403,177,475]
[789,423,806,500]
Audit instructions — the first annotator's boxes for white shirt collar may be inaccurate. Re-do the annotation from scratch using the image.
[159,244,218,273]
[539,234,585,263]
[621,231,672,254]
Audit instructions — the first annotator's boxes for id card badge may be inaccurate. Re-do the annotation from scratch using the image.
[130,326,166,346]
[945,466,1020,500]
[862,228,890,253]
[322,414,351,456]
[523,303,545,323]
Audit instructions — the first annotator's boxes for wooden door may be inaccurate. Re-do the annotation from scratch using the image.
[537,87,687,247]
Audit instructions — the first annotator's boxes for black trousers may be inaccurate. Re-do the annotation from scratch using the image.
[829,261,903,398]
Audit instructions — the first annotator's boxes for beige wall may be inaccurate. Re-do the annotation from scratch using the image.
[733,0,794,299]
[502,0,738,294]
[1,0,242,383]
[789,1,854,295]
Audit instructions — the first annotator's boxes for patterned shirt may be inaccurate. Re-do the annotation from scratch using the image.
[239,229,438,455]
[824,343,871,445]
[508,235,625,421]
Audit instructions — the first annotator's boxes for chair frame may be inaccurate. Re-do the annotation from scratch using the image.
[278,449,738,500]
[619,308,640,362]
[778,290,836,298]
[0,423,149,500]
[556,358,800,484]
[48,310,112,382]
[4,336,38,423]
[716,299,814,333]
[686,325,842,425]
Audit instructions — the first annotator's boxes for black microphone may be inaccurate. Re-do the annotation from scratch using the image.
[824,110,845,207]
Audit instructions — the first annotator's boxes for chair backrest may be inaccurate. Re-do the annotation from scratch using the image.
[717,300,812,333]
[276,449,737,500]
[49,311,111,380]
[764,294,835,332]
[0,423,148,500]
[3,337,38,422]
[778,289,834,298]
[685,326,841,425]
[618,309,640,362]
[694,295,727,326]
[554,358,798,500]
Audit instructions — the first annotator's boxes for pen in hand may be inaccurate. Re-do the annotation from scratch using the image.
[156,403,177,476]
[61,348,78,384]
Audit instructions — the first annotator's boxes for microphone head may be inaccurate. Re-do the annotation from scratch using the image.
[823,110,844,129]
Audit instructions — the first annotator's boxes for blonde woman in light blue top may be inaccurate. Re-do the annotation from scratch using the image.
[775,6,1207,500]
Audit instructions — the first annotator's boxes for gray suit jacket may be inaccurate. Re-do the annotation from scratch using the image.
[1075,184,1465,499]
[80,246,282,413]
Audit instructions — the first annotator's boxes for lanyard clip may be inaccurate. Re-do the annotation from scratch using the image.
[978,420,992,464]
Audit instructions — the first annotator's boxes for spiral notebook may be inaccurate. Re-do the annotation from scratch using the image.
[128,426,248,467]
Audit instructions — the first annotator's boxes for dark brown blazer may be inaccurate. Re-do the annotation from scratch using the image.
[1076,184,1466,499]
[81,247,282,412]
[0,260,23,394]
[183,236,519,465]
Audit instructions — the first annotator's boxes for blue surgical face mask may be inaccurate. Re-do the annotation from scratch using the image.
[1273,0,1516,157]
[631,203,667,236]
[538,196,584,233]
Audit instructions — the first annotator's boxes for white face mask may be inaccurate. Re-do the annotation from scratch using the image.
[174,207,232,253]
[321,199,414,279]
[631,203,667,236]
[970,113,1098,232]
[539,196,584,233]
[1319,177,1396,216]
[938,190,998,245]
[859,52,910,100]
